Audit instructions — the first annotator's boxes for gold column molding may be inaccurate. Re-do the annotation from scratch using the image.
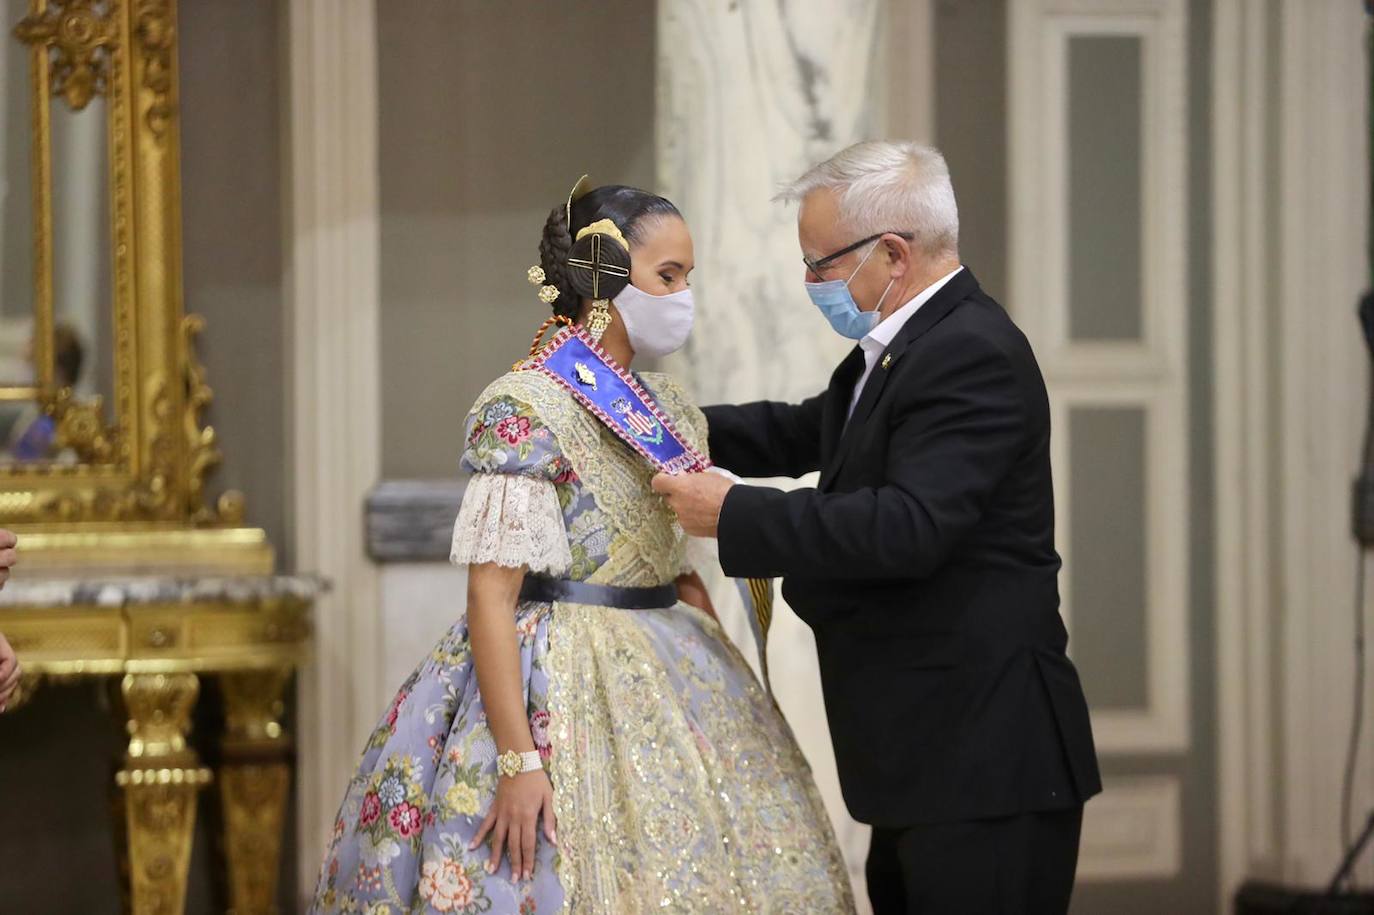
[133,0,173,137]
[114,672,213,915]
[221,669,294,914]
[222,666,290,745]
[120,671,199,761]
[221,764,290,914]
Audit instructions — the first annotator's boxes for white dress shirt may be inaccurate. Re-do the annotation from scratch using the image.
[847,266,965,419]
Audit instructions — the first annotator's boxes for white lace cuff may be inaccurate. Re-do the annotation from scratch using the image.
[450,473,573,575]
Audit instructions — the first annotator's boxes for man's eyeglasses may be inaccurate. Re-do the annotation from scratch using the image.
[802,231,915,276]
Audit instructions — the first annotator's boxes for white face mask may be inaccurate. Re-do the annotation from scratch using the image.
[612,282,695,359]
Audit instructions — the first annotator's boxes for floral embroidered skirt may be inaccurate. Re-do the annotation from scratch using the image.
[309,599,855,914]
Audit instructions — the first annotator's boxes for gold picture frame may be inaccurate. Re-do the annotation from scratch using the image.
[5,0,247,536]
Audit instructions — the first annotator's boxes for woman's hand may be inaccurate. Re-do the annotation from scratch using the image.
[0,632,21,713]
[470,769,557,880]
[675,570,718,622]
[466,562,556,879]
[0,528,19,590]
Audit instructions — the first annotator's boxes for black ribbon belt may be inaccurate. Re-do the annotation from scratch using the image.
[518,576,677,610]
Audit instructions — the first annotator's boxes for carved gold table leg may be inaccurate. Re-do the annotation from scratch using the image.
[219,668,293,915]
[115,672,213,915]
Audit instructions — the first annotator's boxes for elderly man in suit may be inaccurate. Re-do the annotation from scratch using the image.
[654,141,1101,915]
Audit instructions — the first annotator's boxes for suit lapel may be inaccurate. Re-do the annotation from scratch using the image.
[819,268,980,491]
[821,347,865,465]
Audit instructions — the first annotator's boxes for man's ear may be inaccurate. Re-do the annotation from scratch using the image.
[885,235,912,278]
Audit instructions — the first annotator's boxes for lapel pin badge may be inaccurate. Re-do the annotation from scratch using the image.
[881,354,892,370]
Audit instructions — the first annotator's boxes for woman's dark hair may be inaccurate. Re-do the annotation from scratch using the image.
[538,185,681,321]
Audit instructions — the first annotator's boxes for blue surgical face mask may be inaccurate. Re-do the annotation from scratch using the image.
[804,240,896,339]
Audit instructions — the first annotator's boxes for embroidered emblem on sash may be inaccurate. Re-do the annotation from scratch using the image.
[612,397,664,445]
[520,326,708,475]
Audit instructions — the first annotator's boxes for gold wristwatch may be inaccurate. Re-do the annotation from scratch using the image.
[496,749,543,779]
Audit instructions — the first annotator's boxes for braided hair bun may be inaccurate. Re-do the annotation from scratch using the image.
[538,205,579,321]
[535,184,683,320]
[564,229,632,302]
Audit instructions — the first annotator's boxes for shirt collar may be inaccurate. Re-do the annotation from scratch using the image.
[860,265,965,355]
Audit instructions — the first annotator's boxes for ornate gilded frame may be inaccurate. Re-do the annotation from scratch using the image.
[5,0,241,530]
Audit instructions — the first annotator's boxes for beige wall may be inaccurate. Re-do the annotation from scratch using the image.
[180,0,288,562]
[376,1,656,479]
[934,0,1008,304]
[179,2,297,906]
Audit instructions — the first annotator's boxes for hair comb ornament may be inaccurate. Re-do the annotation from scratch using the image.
[566,174,592,227]
[566,228,631,303]
[527,264,560,305]
[585,298,613,343]
[575,218,630,253]
[561,174,630,343]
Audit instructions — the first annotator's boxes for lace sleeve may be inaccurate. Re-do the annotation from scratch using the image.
[450,473,573,575]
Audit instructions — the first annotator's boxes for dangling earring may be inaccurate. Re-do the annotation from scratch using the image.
[586,298,613,343]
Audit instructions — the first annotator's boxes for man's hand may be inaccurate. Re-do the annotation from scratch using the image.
[0,528,17,590]
[651,471,735,538]
[0,530,21,712]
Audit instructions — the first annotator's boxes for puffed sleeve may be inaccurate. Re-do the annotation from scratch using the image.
[449,394,575,575]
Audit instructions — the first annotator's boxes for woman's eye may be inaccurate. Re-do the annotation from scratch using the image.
[659,273,673,285]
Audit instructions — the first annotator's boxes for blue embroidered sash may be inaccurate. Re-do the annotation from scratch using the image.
[524,326,710,475]
[521,325,775,693]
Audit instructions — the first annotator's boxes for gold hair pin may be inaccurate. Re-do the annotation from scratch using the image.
[575,218,630,253]
[567,174,592,228]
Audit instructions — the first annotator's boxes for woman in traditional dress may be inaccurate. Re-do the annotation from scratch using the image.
[310,179,854,914]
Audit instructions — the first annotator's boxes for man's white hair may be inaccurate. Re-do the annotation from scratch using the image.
[778,140,959,257]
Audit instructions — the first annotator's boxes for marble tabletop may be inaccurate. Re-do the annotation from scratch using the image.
[0,573,328,609]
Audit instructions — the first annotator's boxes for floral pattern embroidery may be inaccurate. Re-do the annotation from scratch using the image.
[529,710,552,763]
[311,601,557,914]
[419,857,483,913]
[309,371,854,914]
[358,792,381,828]
[458,396,606,578]
[548,455,579,485]
[444,782,480,817]
[389,803,423,838]
[494,414,532,445]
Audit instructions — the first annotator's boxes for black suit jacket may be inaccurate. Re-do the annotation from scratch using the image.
[704,269,1101,828]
